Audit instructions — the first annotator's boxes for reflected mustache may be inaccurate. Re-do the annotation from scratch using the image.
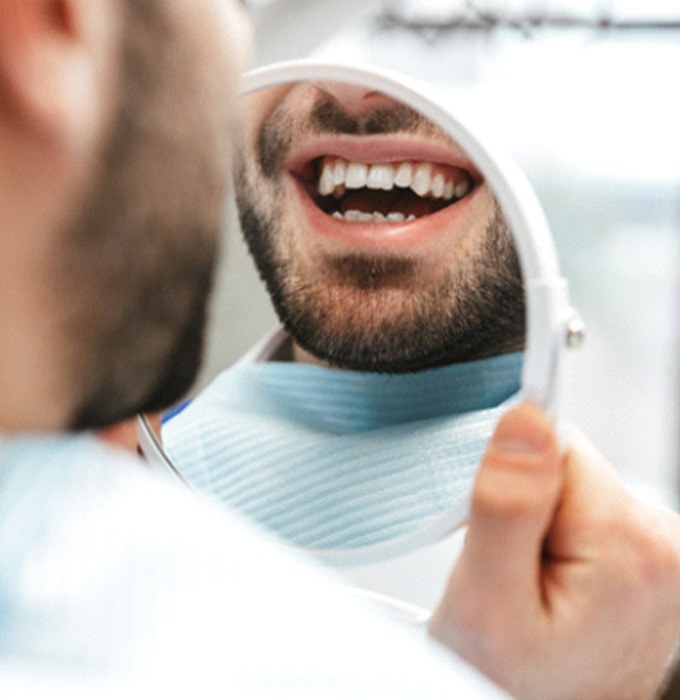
[256,97,438,179]
[309,98,425,135]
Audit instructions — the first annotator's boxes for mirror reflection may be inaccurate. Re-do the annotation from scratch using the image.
[160,79,526,551]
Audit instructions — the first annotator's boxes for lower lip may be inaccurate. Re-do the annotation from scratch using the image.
[291,176,479,252]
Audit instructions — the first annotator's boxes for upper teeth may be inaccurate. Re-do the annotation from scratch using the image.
[318,158,471,201]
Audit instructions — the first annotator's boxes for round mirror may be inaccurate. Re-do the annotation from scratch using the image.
[138,61,577,609]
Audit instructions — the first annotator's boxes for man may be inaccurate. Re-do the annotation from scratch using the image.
[164,82,526,550]
[0,0,505,695]
[1,0,679,697]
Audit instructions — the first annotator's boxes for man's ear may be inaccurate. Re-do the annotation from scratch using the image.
[0,0,118,145]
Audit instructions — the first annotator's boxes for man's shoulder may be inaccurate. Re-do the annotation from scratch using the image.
[0,431,262,574]
[0,433,508,698]
[0,432,148,501]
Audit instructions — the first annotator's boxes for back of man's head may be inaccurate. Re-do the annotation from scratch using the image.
[0,0,249,432]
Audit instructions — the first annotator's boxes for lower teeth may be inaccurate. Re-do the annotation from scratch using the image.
[332,210,417,223]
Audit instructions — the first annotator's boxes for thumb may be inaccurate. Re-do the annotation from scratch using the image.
[460,403,563,605]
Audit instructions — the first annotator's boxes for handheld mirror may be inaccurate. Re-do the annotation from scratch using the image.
[138,61,581,612]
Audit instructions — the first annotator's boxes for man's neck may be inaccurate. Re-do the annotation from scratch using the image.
[291,342,331,368]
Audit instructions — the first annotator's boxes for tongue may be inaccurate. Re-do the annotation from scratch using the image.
[340,189,434,218]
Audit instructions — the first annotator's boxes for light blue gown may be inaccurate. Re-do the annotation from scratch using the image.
[0,433,506,697]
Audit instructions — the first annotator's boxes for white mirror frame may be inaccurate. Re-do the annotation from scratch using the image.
[138,59,581,568]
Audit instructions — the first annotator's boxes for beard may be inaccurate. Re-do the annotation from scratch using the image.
[64,1,230,430]
[237,95,525,373]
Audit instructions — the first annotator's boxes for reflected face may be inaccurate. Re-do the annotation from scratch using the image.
[65,0,250,429]
[237,82,524,372]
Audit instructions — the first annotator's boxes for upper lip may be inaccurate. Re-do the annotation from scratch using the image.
[286,135,483,184]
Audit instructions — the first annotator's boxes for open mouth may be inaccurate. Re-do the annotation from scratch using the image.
[295,156,476,224]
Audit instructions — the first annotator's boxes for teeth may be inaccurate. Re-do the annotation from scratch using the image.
[394,163,413,188]
[455,181,470,198]
[332,161,347,186]
[411,164,432,197]
[330,210,416,223]
[319,163,335,196]
[367,164,395,191]
[345,163,368,189]
[318,157,471,203]
[431,173,445,199]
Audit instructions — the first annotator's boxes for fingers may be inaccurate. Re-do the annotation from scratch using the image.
[550,426,680,592]
[461,403,562,606]
[431,406,680,700]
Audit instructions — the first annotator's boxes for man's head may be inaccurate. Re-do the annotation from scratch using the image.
[236,81,525,373]
[0,0,249,431]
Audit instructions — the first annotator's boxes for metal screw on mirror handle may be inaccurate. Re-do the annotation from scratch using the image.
[566,314,586,349]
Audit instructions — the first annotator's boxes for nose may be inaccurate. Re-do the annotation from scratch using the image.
[312,81,398,116]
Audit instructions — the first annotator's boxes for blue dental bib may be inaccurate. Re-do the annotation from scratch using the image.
[164,351,522,549]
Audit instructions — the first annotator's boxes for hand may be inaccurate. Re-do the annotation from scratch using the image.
[430,403,680,700]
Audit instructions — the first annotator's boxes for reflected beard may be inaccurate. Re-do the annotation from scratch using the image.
[240,93,525,372]
[239,187,525,373]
